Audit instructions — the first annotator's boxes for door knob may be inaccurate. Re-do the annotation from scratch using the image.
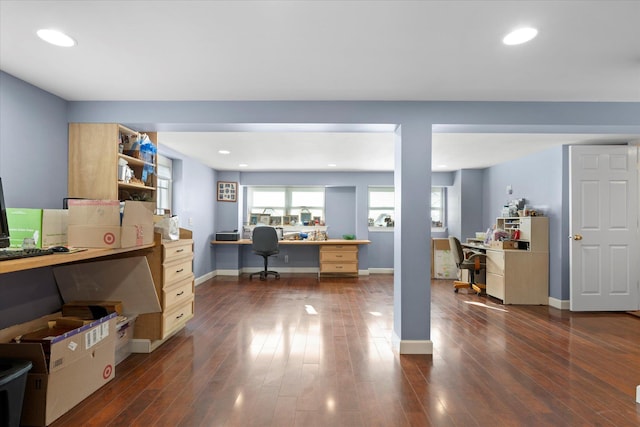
[572,234,583,240]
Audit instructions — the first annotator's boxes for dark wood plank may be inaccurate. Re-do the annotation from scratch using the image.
[49,275,640,427]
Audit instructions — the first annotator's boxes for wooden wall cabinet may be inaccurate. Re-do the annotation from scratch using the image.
[134,229,194,352]
[68,123,157,202]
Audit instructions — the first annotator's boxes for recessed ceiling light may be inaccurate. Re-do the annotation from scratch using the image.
[239,163,248,167]
[503,27,538,45]
[36,29,76,47]
[218,150,230,155]
[328,163,337,167]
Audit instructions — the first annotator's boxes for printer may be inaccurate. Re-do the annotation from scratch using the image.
[215,231,239,241]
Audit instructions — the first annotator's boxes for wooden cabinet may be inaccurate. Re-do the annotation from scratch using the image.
[134,229,194,350]
[486,249,549,304]
[486,216,549,304]
[68,123,157,202]
[319,244,358,276]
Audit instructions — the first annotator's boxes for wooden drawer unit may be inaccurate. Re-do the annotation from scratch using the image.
[163,298,194,337]
[163,258,193,285]
[135,231,195,345]
[163,275,195,308]
[485,248,548,305]
[319,245,358,276]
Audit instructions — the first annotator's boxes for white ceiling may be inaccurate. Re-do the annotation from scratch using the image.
[2,1,639,171]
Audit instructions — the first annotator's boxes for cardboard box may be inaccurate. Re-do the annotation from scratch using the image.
[0,313,117,427]
[432,238,458,279]
[41,209,68,248]
[0,256,160,426]
[62,301,123,319]
[115,315,137,365]
[490,240,519,249]
[6,208,43,248]
[67,200,154,248]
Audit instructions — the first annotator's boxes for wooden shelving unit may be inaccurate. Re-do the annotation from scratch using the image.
[68,123,157,202]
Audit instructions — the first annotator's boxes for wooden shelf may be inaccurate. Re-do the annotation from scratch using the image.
[118,181,156,191]
[118,153,154,168]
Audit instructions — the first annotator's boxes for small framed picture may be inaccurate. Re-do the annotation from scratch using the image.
[258,214,271,225]
[217,181,237,202]
[270,216,282,226]
[249,214,259,225]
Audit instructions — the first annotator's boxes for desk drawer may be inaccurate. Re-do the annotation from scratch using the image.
[320,245,357,252]
[163,258,193,286]
[163,240,193,260]
[486,272,505,301]
[163,297,194,338]
[486,250,505,275]
[320,251,358,262]
[320,262,358,274]
[163,275,194,309]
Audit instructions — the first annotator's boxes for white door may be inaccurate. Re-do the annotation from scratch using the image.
[569,145,639,311]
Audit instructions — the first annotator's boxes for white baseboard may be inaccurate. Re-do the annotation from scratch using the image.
[549,297,570,310]
[203,268,391,278]
[369,268,393,274]
[392,332,433,354]
[195,271,215,286]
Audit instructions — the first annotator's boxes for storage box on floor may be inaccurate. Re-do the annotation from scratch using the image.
[66,200,154,248]
[0,257,160,426]
[0,313,117,427]
[431,238,458,279]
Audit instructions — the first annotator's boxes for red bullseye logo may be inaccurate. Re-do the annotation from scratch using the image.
[103,232,116,245]
[103,364,113,379]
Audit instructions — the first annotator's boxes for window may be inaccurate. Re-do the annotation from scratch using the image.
[156,155,172,215]
[368,187,395,228]
[431,187,445,228]
[247,186,325,223]
[368,186,446,229]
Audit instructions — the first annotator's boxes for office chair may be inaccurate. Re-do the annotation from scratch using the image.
[448,236,486,294]
[249,226,281,281]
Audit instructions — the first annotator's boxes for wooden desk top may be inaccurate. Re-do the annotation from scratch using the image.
[0,243,155,275]
[212,238,370,246]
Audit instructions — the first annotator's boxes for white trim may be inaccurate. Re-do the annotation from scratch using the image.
[195,271,216,286]
[392,332,433,354]
[549,297,570,310]
[215,269,241,276]
[369,268,393,274]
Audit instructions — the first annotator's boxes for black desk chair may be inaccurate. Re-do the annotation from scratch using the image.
[449,236,486,294]
[249,226,280,281]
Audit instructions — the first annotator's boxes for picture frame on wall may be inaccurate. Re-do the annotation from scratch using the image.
[217,181,237,202]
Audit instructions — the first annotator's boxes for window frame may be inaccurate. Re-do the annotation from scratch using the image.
[246,186,325,224]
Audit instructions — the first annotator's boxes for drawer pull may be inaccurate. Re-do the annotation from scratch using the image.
[176,291,185,296]
[176,268,184,273]
[176,248,184,252]
[335,255,343,258]
[336,266,343,269]
[176,313,184,320]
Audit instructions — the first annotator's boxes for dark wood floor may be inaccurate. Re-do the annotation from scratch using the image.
[50,275,640,426]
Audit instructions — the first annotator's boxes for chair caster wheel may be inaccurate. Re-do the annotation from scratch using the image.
[454,289,459,293]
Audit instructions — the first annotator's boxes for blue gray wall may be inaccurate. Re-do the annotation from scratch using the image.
[2,69,640,346]
[482,146,564,300]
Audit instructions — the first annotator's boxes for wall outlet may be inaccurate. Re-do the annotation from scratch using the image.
[188,217,193,225]
[636,385,640,403]
[284,255,289,263]
[506,185,513,195]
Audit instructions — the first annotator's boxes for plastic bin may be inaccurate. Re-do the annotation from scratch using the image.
[0,359,32,427]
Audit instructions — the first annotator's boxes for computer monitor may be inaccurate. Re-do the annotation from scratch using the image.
[0,178,10,248]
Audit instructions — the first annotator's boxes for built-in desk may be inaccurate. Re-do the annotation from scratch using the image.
[212,238,371,277]
[0,244,155,275]
[462,242,549,305]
